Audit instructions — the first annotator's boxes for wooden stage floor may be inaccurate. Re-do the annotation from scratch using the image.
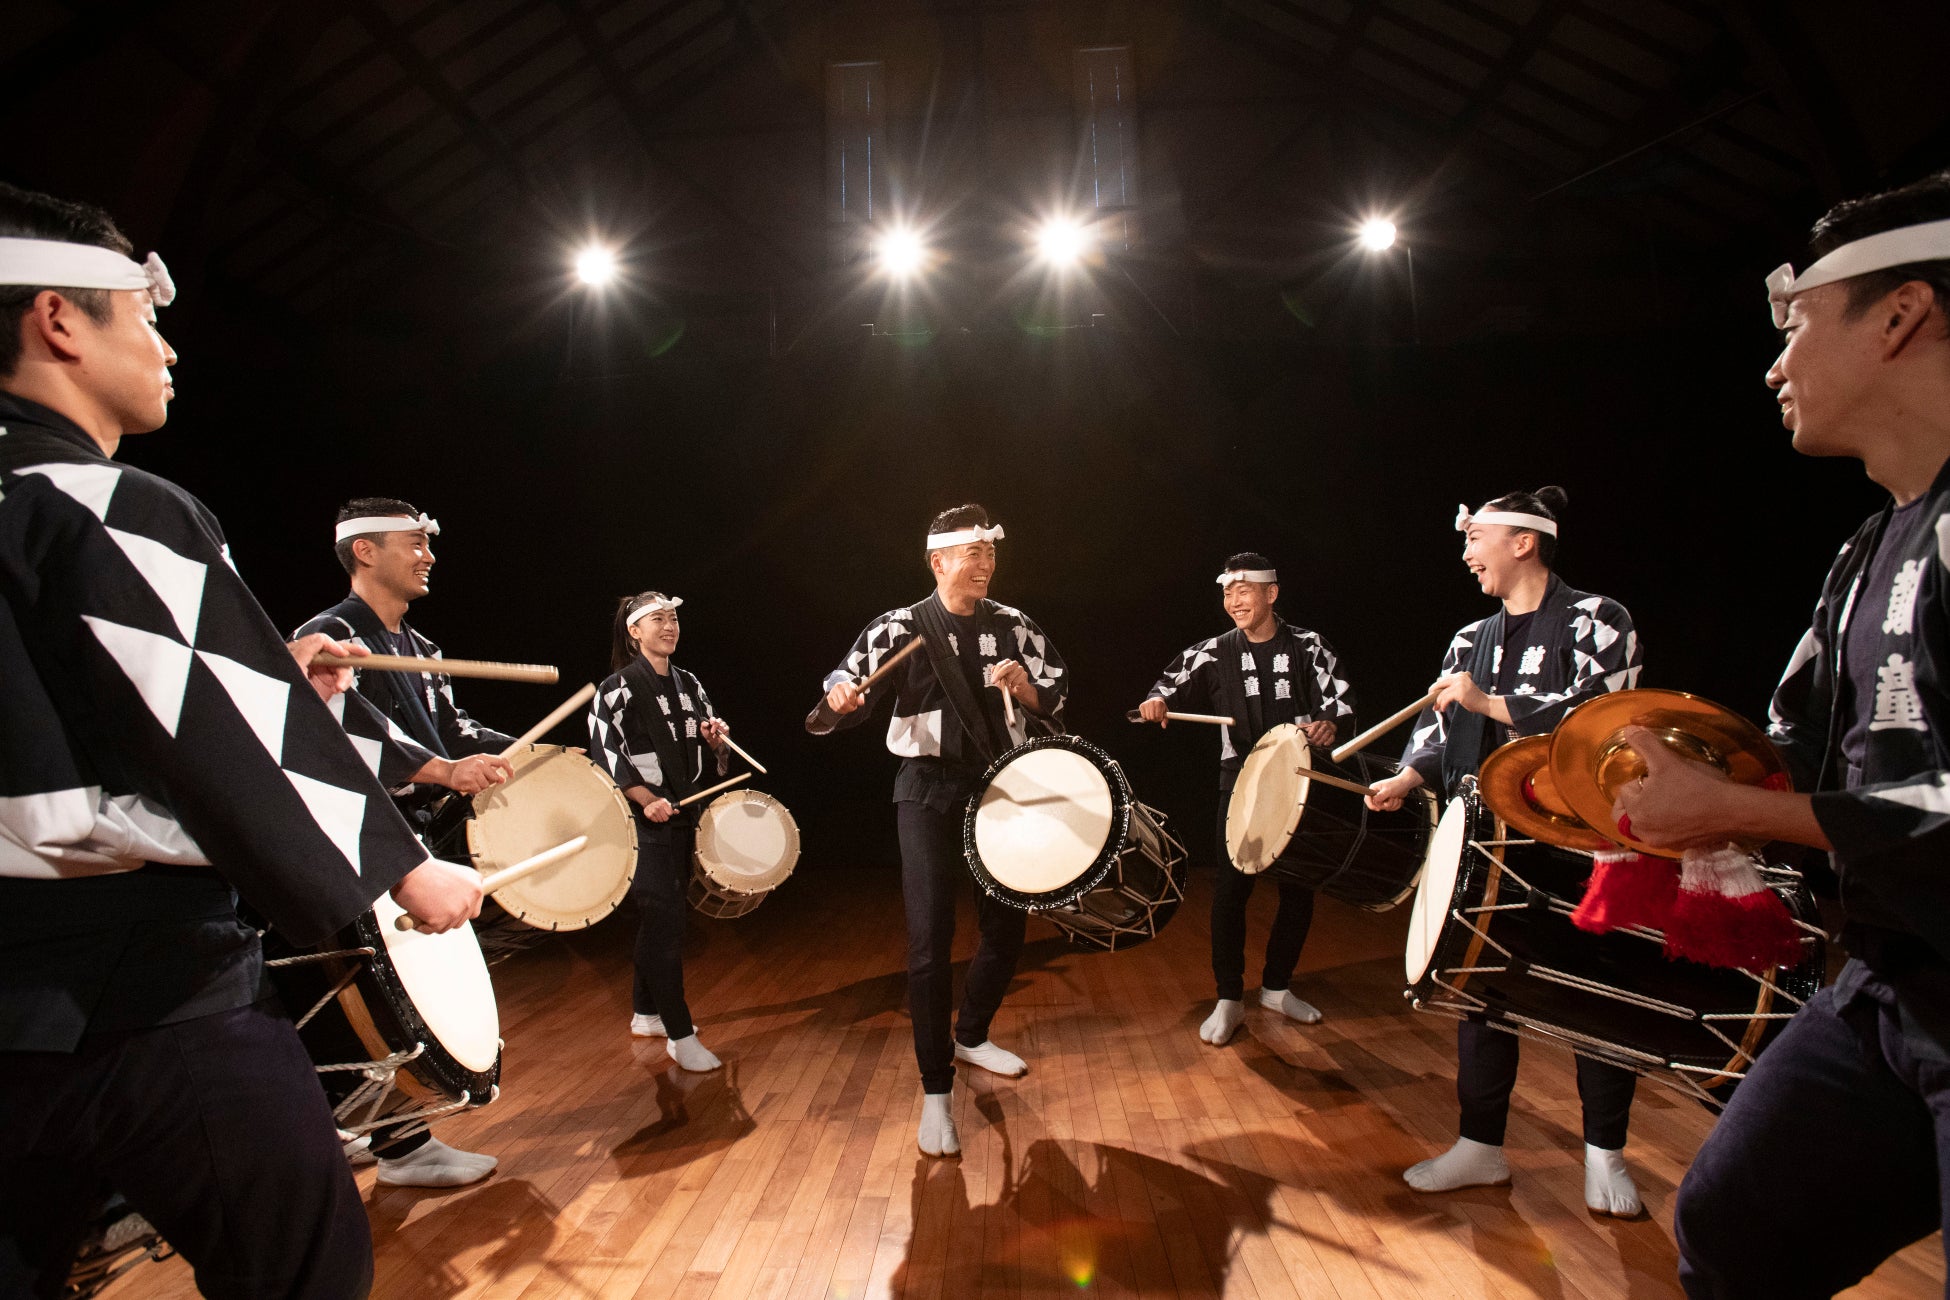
[109,867,1942,1299]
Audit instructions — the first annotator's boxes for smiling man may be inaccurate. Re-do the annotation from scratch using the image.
[1613,172,1950,1298]
[1366,487,1648,1216]
[813,504,1068,1158]
[1137,552,1356,1046]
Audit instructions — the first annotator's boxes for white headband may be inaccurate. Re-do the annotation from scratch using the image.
[0,238,176,307]
[335,513,440,543]
[926,524,1005,550]
[1456,504,1558,537]
[1767,218,1950,327]
[626,596,683,627]
[1216,569,1277,586]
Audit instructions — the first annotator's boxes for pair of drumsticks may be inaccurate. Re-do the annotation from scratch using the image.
[1128,690,1440,799]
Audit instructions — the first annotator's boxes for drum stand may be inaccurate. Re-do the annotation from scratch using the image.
[265,946,499,1145]
[1410,834,1824,1110]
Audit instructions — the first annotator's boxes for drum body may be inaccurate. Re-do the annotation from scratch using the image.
[429,743,637,931]
[1405,785,1825,1105]
[1227,723,1436,910]
[263,894,501,1135]
[689,789,802,918]
[964,735,1188,951]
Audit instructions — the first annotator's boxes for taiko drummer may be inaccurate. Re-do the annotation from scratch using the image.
[1366,488,1649,1215]
[810,505,1069,1158]
[587,591,733,1073]
[1136,552,1356,1045]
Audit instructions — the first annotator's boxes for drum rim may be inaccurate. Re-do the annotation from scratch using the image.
[463,744,638,931]
[337,910,501,1103]
[962,734,1133,910]
[693,787,802,897]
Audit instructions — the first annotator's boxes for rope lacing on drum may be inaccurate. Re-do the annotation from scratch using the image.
[261,946,377,1030]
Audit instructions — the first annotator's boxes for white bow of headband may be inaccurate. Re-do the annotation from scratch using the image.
[1766,217,1950,328]
[0,238,176,306]
[1456,504,1559,537]
[334,512,440,543]
[626,596,684,627]
[1216,569,1278,586]
[926,524,1005,550]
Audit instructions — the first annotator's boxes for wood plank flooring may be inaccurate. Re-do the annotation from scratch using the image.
[104,867,1943,1298]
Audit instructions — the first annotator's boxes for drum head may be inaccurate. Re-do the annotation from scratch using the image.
[973,743,1116,896]
[1226,724,1310,874]
[695,790,801,896]
[370,893,501,1076]
[1406,797,1472,985]
[466,745,638,930]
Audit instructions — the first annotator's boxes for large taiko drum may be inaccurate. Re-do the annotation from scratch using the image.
[262,891,501,1139]
[964,735,1188,951]
[429,743,637,931]
[1227,722,1437,909]
[689,788,802,918]
[1405,781,1826,1106]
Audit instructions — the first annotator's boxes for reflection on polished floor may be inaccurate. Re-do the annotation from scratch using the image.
[105,868,1942,1299]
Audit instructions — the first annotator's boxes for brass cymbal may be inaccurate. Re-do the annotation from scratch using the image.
[1548,688,1789,860]
[1479,734,1612,852]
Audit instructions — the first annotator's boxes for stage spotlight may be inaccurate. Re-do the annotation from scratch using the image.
[1033,216,1094,269]
[574,245,617,286]
[874,225,928,279]
[1357,218,1398,252]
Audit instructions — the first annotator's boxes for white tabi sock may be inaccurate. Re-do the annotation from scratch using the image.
[918,1092,960,1157]
[667,1033,722,1072]
[953,1039,1027,1077]
[1199,999,1246,1045]
[1584,1144,1642,1216]
[375,1137,498,1188]
[1258,987,1323,1024]
[1403,1137,1511,1193]
[630,1013,667,1038]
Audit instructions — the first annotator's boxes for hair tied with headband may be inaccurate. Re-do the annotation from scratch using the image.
[0,238,176,306]
[1455,503,1559,538]
[1216,568,1277,586]
[626,595,683,627]
[926,523,1005,551]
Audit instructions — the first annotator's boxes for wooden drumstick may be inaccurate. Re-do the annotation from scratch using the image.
[996,681,1017,729]
[1125,708,1236,726]
[712,728,767,775]
[498,683,597,761]
[1292,767,1388,799]
[857,636,925,696]
[1331,689,1440,764]
[315,653,559,684]
[394,835,589,930]
[675,772,751,808]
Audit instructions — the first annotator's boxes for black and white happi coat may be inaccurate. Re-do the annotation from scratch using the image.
[295,593,514,802]
[589,658,726,818]
[0,392,429,1046]
[1145,619,1356,788]
[821,595,1069,806]
[1400,574,1642,798]
[1768,462,1950,1042]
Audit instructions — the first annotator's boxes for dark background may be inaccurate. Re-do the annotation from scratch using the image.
[6,0,1945,868]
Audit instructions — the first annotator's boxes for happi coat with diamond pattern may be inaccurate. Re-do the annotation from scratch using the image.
[1399,573,1642,799]
[1144,619,1356,787]
[0,392,430,1050]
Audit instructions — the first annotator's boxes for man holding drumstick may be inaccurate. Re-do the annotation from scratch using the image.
[295,499,515,1187]
[815,504,1069,1158]
[1137,552,1356,1045]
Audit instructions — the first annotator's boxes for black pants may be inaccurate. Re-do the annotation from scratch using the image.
[0,1001,372,1300]
[1676,979,1950,1298]
[1211,807,1315,1001]
[632,823,696,1041]
[1455,1018,1637,1148]
[898,799,1027,1094]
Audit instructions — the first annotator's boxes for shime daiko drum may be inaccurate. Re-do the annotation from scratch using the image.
[964,735,1188,951]
[1405,782,1826,1106]
[689,788,802,918]
[1227,722,1436,910]
[430,743,637,931]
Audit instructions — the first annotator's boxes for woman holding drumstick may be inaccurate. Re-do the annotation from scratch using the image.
[1365,488,1648,1215]
[588,591,732,1072]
